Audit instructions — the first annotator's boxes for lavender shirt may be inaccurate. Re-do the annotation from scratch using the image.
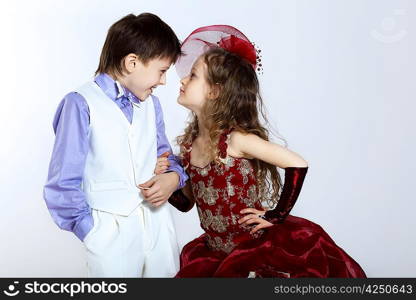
[43,73,188,241]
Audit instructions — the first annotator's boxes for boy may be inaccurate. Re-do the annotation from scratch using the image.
[43,13,187,277]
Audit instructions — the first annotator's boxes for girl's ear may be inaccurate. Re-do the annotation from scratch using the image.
[208,84,221,100]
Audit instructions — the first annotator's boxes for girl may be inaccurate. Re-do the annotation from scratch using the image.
[165,25,366,278]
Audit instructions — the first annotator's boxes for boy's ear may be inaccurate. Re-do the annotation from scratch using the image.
[123,53,139,73]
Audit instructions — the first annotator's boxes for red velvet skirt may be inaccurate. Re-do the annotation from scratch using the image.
[175,215,366,278]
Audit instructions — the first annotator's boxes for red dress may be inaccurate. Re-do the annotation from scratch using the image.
[175,130,366,278]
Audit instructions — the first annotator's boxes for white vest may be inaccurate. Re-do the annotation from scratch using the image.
[75,81,157,216]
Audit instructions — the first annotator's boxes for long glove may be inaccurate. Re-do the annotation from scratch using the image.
[168,189,195,212]
[263,167,308,224]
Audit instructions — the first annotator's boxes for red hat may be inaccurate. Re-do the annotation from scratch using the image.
[175,25,262,79]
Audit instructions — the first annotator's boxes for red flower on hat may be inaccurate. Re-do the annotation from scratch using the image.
[218,35,257,67]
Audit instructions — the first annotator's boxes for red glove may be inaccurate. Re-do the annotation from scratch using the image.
[263,167,308,224]
[168,189,195,212]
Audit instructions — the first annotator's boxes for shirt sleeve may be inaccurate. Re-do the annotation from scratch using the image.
[43,92,93,241]
[152,95,188,190]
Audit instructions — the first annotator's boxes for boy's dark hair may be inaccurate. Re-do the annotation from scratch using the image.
[95,13,182,76]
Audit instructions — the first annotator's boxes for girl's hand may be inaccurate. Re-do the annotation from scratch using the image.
[238,208,273,234]
[154,151,170,175]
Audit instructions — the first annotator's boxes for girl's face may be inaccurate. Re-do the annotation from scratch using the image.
[177,57,211,113]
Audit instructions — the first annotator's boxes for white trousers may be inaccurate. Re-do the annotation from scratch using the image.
[83,202,179,277]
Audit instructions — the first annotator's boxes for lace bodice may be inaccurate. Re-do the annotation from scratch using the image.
[182,129,265,253]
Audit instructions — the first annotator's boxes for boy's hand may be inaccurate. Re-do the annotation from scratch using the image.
[138,172,179,207]
[154,151,170,175]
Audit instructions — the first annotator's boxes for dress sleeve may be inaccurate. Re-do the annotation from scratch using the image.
[217,128,234,161]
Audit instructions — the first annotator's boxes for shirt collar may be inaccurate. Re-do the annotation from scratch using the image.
[94,73,141,104]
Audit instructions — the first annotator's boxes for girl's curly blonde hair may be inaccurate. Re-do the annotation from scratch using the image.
[177,47,286,208]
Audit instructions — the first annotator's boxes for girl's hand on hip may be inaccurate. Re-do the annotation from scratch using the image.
[238,208,273,234]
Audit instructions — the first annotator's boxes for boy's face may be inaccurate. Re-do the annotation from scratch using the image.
[123,56,172,101]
